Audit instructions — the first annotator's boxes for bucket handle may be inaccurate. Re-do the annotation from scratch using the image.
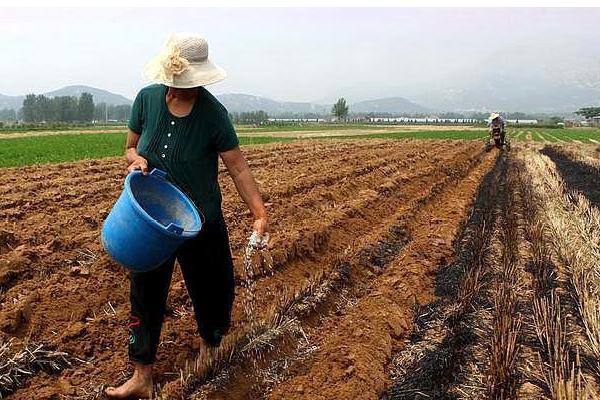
[149,168,167,179]
[149,168,206,230]
[197,208,206,226]
[165,223,184,235]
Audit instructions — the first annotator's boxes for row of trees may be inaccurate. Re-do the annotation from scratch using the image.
[19,93,131,123]
[228,99,350,124]
[230,102,351,124]
[226,101,573,124]
[22,93,94,122]
[6,92,599,124]
[575,107,600,119]
[230,103,351,124]
[230,110,269,125]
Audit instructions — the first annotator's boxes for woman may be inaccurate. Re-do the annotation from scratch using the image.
[106,33,269,399]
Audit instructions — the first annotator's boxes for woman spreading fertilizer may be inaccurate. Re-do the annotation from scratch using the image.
[106,33,269,399]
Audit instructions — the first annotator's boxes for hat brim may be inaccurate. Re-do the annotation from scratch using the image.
[143,57,227,88]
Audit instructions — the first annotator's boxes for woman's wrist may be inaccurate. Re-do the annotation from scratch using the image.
[253,207,268,220]
[126,148,141,163]
[252,213,270,236]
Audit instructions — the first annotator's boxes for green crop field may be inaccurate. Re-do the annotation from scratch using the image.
[508,127,600,143]
[1,126,598,168]
[0,132,300,168]
[0,133,127,168]
[0,129,485,168]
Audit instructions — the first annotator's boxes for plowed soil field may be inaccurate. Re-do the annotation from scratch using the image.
[4,140,597,399]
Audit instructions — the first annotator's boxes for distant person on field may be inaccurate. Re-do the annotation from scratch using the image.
[105,33,269,399]
[488,112,506,144]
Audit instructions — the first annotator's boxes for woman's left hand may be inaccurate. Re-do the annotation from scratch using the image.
[253,216,269,239]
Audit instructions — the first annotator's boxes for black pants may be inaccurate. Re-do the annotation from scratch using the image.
[128,218,235,365]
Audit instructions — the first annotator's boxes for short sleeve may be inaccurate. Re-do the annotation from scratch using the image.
[213,111,239,152]
[128,91,144,134]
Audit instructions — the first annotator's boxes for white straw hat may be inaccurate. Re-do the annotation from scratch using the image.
[143,33,227,88]
[489,112,500,120]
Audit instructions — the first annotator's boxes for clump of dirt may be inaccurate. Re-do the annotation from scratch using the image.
[0,229,19,254]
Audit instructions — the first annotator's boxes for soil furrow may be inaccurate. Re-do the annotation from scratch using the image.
[0,140,476,398]
[175,146,494,399]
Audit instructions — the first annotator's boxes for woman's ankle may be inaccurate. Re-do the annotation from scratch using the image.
[132,362,154,379]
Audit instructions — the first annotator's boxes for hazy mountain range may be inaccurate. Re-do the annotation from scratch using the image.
[0,85,429,116]
[318,45,600,114]
[215,93,428,115]
[2,55,599,117]
[315,72,600,115]
[0,85,132,111]
[407,50,600,113]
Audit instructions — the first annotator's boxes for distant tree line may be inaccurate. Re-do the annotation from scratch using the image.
[93,103,133,122]
[230,110,269,125]
[272,112,322,119]
[7,93,596,125]
[18,92,131,123]
[225,108,565,124]
[22,93,93,122]
[0,108,17,121]
[575,107,600,119]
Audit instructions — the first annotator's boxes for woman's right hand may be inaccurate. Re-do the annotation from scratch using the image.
[127,156,149,175]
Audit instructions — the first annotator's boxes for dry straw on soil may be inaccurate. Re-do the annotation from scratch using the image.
[449,156,527,400]
[386,147,598,400]
[384,153,503,399]
[159,261,351,399]
[0,338,82,398]
[519,147,600,397]
[485,163,534,400]
[516,158,580,399]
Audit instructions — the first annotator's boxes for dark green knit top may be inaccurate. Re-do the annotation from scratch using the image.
[128,84,239,222]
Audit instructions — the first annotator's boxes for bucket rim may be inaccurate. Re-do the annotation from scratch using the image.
[124,171,202,238]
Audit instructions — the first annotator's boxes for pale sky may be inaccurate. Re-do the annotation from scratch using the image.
[1,8,599,103]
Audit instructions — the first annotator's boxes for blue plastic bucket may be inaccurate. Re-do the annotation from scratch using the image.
[101,168,202,272]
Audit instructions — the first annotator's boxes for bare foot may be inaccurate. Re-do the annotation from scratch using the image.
[105,363,153,399]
